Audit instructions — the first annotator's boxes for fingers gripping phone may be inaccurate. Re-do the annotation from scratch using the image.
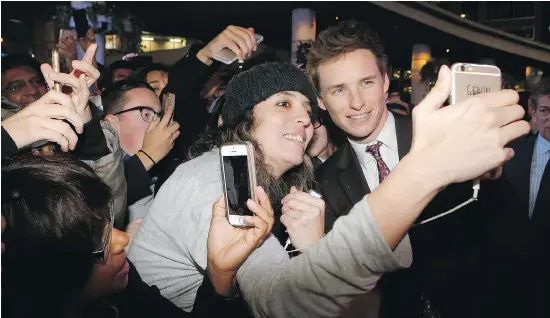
[451,63,502,190]
[212,34,264,65]
[220,143,258,227]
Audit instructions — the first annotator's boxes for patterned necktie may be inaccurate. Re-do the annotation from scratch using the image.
[366,141,391,183]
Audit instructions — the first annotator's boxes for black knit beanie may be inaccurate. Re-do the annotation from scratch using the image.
[222,62,319,127]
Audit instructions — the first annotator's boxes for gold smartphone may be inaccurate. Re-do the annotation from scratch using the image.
[450,63,502,104]
[52,48,61,92]
[220,142,258,227]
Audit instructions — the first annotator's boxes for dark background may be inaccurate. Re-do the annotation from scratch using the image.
[2,1,549,78]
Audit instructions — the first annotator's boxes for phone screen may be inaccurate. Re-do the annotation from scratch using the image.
[223,155,253,216]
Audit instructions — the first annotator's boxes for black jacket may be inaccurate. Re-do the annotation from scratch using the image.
[315,113,527,318]
[83,261,251,318]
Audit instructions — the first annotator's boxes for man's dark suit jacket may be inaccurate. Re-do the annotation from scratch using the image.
[315,113,529,318]
[503,134,550,227]
[500,134,550,318]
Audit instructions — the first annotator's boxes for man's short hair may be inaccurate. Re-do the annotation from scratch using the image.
[530,77,550,110]
[307,20,388,90]
[101,79,155,115]
[1,153,111,316]
[1,54,42,77]
[98,60,137,91]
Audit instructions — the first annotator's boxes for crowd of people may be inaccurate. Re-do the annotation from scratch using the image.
[1,18,548,318]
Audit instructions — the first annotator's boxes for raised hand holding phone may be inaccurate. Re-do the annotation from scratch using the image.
[197,25,261,65]
[207,186,274,296]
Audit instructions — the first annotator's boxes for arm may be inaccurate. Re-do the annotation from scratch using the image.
[166,26,258,159]
[164,44,216,159]
[236,65,530,317]
[117,261,251,318]
[236,167,417,317]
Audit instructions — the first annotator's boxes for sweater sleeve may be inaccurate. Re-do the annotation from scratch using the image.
[236,196,413,318]
[164,44,220,159]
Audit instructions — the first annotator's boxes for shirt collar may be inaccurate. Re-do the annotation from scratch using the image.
[536,134,550,154]
[348,111,398,165]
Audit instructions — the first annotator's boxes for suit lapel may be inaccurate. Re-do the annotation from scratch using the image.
[517,136,537,211]
[532,159,550,226]
[338,143,371,204]
[393,114,413,159]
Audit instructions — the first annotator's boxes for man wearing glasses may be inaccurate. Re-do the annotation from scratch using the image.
[1,54,48,119]
[102,79,180,221]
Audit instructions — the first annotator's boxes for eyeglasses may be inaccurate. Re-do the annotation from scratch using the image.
[2,77,46,94]
[113,106,162,123]
[92,199,114,263]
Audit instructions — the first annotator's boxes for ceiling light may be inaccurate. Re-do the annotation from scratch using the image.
[460,13,466,18]
[169,38,182,43]
[141,36,154,41]
[446,49,450,53]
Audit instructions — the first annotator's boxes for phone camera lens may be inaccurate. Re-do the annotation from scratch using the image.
[460,65,466,72]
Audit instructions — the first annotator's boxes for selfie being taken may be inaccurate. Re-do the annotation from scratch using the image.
[2,2,549,318]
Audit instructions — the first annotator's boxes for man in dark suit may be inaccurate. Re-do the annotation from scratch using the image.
[306,20,524,318]
[501,79,550,317]
[504,78,550,226]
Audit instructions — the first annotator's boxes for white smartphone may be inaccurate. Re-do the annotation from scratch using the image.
[212,34,264,65]
[450,63,502,105]
[220,142,258,227]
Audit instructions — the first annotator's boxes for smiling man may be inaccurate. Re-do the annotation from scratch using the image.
[308,20,524,317]
[1,54,48,118]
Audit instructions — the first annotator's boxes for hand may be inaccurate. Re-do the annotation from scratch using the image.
[281,186,325,250]
[1,90,84,152]
[41,44,100,123]
[207,186,274,296]
[41,66,91,123]
[138,103,180,169]
[79,28,96,54]
[58,36,78,71]
[410,65,530,188]
[197,25,258,65]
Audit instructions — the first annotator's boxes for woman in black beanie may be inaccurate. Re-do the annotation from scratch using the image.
[128,62,412,317]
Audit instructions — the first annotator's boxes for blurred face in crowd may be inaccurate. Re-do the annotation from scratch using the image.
[82,227,130,300]
[307,124,330,159]
[533,94,550,142]
[106,88,162,155]
[251,91,314,178]
[389,92,401,101]
[317,49,390,144]
[1,66,47,107]
[146,70,169,97]
[112,68,133,82]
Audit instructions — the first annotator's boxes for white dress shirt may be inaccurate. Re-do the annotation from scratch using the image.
[349,112,400,190]
[529,134,550,217]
